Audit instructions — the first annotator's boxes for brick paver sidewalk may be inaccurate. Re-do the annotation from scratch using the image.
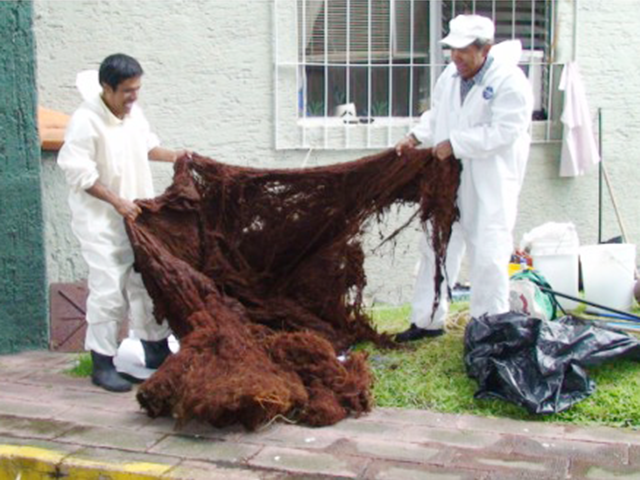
[0,351,639,479]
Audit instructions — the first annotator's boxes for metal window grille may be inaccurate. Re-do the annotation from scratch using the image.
[274,0,560,150]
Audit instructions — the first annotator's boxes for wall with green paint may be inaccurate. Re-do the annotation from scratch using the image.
[0,0,48,353]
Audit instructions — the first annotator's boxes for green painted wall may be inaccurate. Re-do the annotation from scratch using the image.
[0,0,48,353]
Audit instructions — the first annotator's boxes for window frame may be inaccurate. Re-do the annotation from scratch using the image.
[273,0,561,150]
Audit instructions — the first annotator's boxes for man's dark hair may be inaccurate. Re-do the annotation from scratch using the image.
[99,53,143,90]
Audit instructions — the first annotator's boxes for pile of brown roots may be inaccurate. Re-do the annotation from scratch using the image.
[127,148,460,430]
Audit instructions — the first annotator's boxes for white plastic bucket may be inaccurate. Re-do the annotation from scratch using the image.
[580,244,636,313]
[530,239,579,310]
[522,222,580,311]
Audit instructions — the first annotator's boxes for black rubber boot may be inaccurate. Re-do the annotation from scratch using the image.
[395,324,445,343]
[141,338,172,369]
[90,351,132,392]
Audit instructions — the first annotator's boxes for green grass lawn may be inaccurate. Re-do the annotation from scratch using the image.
[361,302,640,429]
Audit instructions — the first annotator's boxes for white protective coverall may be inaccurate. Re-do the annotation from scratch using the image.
[409,40,534,327]
[58,88,171,356]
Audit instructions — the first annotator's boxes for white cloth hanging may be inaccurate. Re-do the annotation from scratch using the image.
[558,62,600,177]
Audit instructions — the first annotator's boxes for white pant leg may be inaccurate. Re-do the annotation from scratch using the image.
[456,157,514,319]
[82,243,132,356]
[81,227,170,355]
[126,271,170,342]
[410,222,466,329]
[466,226,512,318]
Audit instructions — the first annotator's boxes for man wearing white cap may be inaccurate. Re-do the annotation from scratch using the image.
[395,15,534,341]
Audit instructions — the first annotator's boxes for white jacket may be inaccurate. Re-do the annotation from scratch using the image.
[57,93,168,356]
[58,95,159,246]
[412,40,534,231]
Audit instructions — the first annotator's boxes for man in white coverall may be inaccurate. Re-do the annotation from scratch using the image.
[394,15,533,342]
[58,54,190,391]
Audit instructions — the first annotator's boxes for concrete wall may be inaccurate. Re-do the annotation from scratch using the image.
[0,0,48,353]
[34,0,640,305]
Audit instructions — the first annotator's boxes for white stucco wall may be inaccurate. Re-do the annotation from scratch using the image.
[571,0,640,246]
[35,0,640,305]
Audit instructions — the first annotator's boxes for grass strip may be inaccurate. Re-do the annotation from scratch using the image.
[363,302,640,429]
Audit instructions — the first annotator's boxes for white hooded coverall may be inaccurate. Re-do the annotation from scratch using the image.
[409,41,534,328]
[58,94,171,356]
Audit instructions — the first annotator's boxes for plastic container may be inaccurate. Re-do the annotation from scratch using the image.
[580,244,636,313]
[531,246,579,310]
[522,223,580,310]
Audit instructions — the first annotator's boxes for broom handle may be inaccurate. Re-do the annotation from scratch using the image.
[601,164,640,278]
[601,165,629,244]
[598,109,639,278]
[598,109,603,244]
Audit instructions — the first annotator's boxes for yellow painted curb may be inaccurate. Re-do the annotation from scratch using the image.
[0,444,171,479]
[0,445,66,480]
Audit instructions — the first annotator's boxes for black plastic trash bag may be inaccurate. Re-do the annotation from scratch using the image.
[464,312,640,414]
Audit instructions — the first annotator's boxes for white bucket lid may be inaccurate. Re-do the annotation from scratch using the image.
[580,243,637,269]
[530,237,579,256]
[522,222,580,256]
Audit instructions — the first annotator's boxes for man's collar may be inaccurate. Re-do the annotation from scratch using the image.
[98,94,127,125]
[473,56,493,84]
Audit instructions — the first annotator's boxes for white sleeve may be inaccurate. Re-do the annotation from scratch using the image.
[146,131,161,152]
[410,109,434,146]
[57,113,99,192]
[449,71,533,160]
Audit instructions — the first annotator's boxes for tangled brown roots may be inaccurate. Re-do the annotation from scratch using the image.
[127,148,460,430]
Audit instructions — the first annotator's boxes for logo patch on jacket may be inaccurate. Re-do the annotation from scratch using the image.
[482,86,494,100]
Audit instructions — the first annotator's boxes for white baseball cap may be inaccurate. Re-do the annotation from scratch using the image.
[440,15,495,49]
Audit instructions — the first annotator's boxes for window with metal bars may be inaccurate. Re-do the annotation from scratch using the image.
[298,0,552,119]
[273,0,557,149]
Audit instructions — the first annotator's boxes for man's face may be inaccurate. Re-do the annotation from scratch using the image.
[102,76,142,119]
[451,43,490,80]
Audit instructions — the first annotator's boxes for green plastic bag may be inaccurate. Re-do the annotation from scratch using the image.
[509,269,558,321]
